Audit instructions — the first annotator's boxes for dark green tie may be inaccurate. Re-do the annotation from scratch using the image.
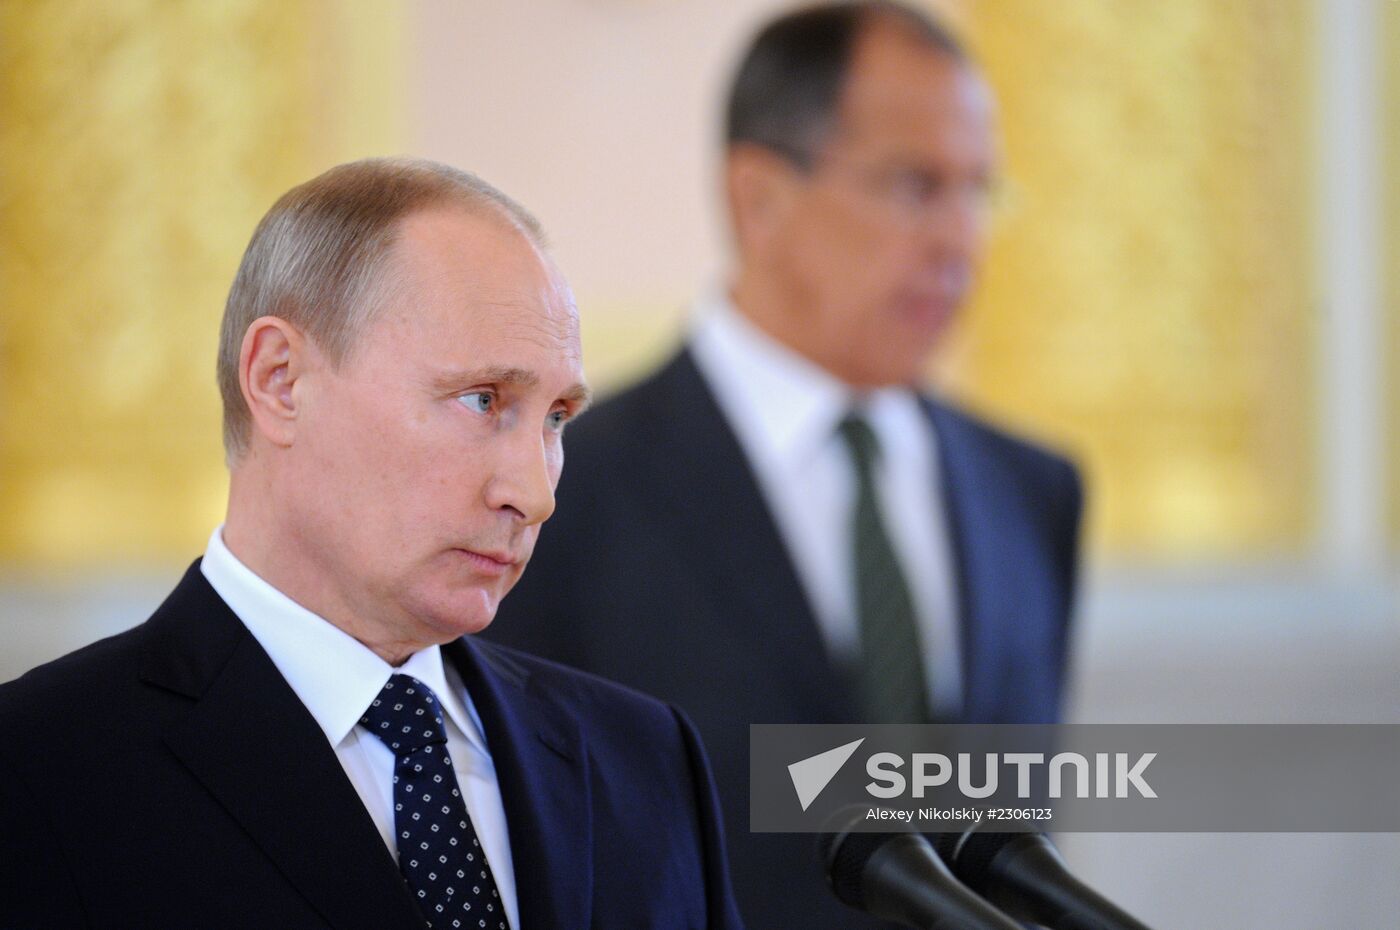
[837,414,930,724]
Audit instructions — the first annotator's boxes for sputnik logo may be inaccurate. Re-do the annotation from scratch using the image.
[787,738,865,811]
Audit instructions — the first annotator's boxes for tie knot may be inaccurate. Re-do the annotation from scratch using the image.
[359,674,448,755]
[837,413,881,475]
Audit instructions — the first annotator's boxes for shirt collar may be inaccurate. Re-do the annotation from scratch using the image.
[689,289,850,468]
[688,289,925,464]
[199,527,488,754]
[861,388,937,468]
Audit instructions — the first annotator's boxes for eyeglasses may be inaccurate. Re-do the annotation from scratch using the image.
[806,154,1011,228]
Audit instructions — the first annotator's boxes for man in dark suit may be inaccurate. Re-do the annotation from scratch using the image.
[0,158,742,929]
[488,3,1082,927]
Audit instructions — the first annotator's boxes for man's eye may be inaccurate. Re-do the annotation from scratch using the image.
[887,169,939,205]
[547,409,569,431]
[458,391,494,413]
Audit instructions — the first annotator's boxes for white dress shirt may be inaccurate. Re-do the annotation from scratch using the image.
[200,528,520,929]
[688,292,963,716]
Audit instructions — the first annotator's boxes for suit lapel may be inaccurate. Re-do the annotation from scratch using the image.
[445,638,592,930]
[625,349,858,720]
[926,401,1021,723]
[145,564,425,930]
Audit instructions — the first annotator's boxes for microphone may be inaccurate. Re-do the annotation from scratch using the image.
[818,812,1022,930]
[944,829,1154,930]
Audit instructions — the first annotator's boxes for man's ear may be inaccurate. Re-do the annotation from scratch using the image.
[238,316,308,450]
[724,143,804,257]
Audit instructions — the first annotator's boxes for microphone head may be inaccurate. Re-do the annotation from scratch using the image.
[820,829,898,908]
[819,815,1032,930]
[951,831,1016,895]
[817,806,916,909]
[952,830,1051,895]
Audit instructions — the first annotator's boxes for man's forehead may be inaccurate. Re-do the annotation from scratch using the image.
[839,27,992,125]
[385,207,576,324]
[480,309,583,369]
[393,206,542,282]
[362,204,584,379]
[404,284,582,367]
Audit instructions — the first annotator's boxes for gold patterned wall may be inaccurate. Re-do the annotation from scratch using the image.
[0,0,402,568]
[942,0,1315,558]
[0,1,1351,566]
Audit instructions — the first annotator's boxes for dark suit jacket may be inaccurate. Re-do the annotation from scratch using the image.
[0,561,743,930]
[486,347,1083,929]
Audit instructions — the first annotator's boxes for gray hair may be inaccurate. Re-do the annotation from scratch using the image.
[217,157,545,460]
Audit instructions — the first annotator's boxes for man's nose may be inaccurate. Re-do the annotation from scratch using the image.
[484,429,557,526]
[922,186,987,259]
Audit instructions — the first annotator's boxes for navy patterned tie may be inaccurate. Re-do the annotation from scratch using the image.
[359,674,509,930]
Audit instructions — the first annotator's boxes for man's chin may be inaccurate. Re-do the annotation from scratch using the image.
[839,353,930,390]
[414,587,501,642]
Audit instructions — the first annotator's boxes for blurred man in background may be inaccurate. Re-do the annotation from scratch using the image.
[490,2,1082,926]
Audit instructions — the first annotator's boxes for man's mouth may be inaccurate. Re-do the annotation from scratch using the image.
[452,548,519,575]
[896,293,959,331]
